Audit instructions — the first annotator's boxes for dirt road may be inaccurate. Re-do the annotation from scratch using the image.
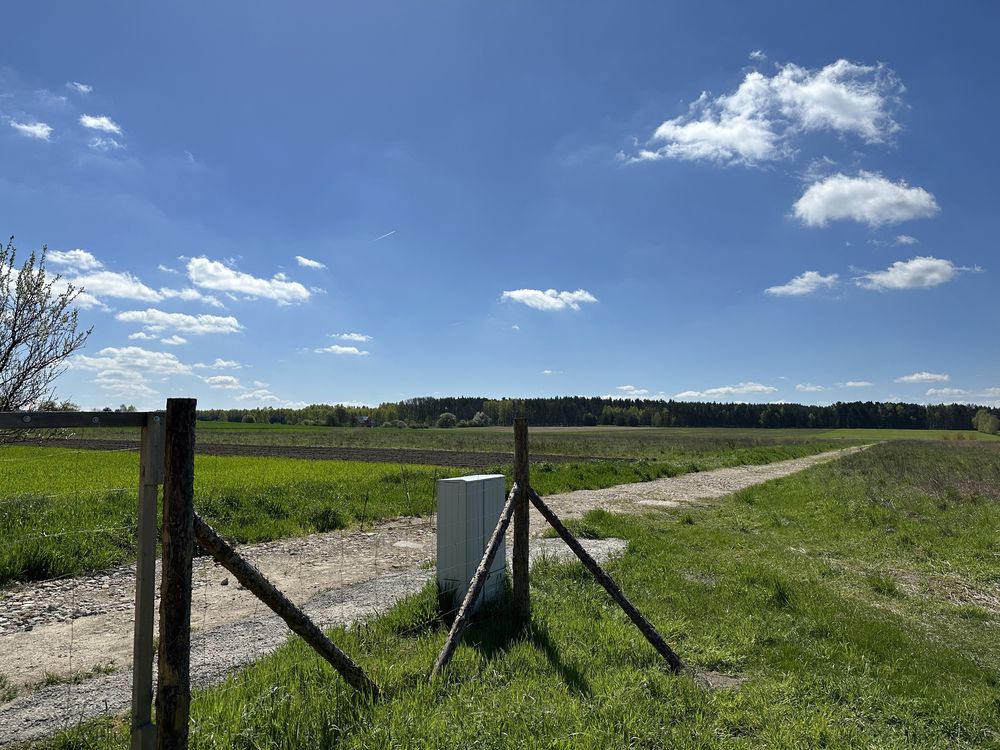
[0,445,861,746]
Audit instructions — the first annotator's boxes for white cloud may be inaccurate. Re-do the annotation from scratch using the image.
[204,375,243,390]
[73,346,192,375]
[616,384,649,397]
[66,81,92,94]
[79,114,122,135]
[158,264,179,274]
[894,234,918,245]
[838,380,873,388]
[116,308,242,335]
[295,255,326,269]
[541,369,554,375]
[748,50,767,61]
[329,332,372,342]
[89,136,124,152]
[765,271,838,296]
[501,288,597,311]
[47,249,103,271]
[793,172,939,227]
[92,369,157,399]
[194,358,243,370]
[675,382,778,399]
[631,59,901,165]
[160,335,188,346]
[926,388,970,398]
[128,331,157,341]
[855,257,970,291]
[72,271,162,302]
[895,371,949,383]
[186,257,311,304]
[314,345,369,356]
[981,388,1000,398]
[235,388,282,403]
[796,383,825,392]
[511,324,520,331]
[10,120,53,140]
[160,287,224,308]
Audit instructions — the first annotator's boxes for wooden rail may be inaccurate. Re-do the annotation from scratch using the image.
[0,410,158,428]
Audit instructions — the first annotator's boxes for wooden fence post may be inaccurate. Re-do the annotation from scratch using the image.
[156,399,196,750]
[512,418,530,624]
[131,412,164,750]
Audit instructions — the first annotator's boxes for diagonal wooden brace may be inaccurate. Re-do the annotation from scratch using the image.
[527,488,684,674]
[193,514,381,699]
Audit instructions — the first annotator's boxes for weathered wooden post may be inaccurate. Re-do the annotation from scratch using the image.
[131,412,164,750]
[156,398,196,750]
[512,418,530,624]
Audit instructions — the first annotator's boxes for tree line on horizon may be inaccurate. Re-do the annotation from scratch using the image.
[195,396,998,432]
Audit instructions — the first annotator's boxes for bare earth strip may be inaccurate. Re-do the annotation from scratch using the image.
[0,446,861,746]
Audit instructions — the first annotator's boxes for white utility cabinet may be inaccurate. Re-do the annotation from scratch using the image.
[436,474,507,612]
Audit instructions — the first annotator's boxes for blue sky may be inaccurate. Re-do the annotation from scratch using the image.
[2,2,997,410]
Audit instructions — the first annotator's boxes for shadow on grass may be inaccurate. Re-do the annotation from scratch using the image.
[458,587,593,698]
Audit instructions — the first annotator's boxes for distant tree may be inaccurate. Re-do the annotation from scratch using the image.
[115,404,137,413]
[1,236,91,412]
[241,414,256,423]
[436,412,457,428]
[470,411,493,427]
[973,408,999,435]
[37,399,80,411]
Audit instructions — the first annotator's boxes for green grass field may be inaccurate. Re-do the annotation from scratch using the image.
[0,435,846,586]
[36,440,1000,749]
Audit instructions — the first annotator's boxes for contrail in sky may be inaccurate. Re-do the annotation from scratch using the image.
[373,230,396,242]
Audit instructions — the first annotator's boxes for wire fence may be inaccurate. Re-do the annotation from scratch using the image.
[0,419,513,746]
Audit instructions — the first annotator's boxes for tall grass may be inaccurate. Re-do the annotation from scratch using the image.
[35,441,1000,749]
[0,438,841,586]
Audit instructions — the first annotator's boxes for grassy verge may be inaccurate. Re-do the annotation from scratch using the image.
[35,441,1000,749]
[0,440,842,586]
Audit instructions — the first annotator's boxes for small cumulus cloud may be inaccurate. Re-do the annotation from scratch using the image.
[187,257,311,304]
[204,375,243,390]
[47,249,104,271]
[501,288,597,312]
[295,255,326,270]
[627,59,902,165]
[160,335,188,346]
[66,81,93,94]
[314,345,369,356]
[674,382,777,399]
[79,114,122,135]
[795,383,825,392]
[616,384,649,397]
[9,120,53,140]
[194,359,243,370]
[329,332,372,342]
[895,371,948,383]
[89,136,124,152]
[855,257,977,291]
[793,172,939,227]
[837,380,873,388]
[765,271,838,296]
[115,308,242,335]
[894,235,919,246]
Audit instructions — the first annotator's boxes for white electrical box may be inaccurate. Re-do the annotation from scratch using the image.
[436,474,507,613]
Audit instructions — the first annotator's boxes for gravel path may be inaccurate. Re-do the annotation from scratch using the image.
[0,445,860,746]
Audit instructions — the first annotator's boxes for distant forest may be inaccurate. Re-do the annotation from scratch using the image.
[197,396,997,431]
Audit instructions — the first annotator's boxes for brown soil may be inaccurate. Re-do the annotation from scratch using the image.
[21,438,596,468]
